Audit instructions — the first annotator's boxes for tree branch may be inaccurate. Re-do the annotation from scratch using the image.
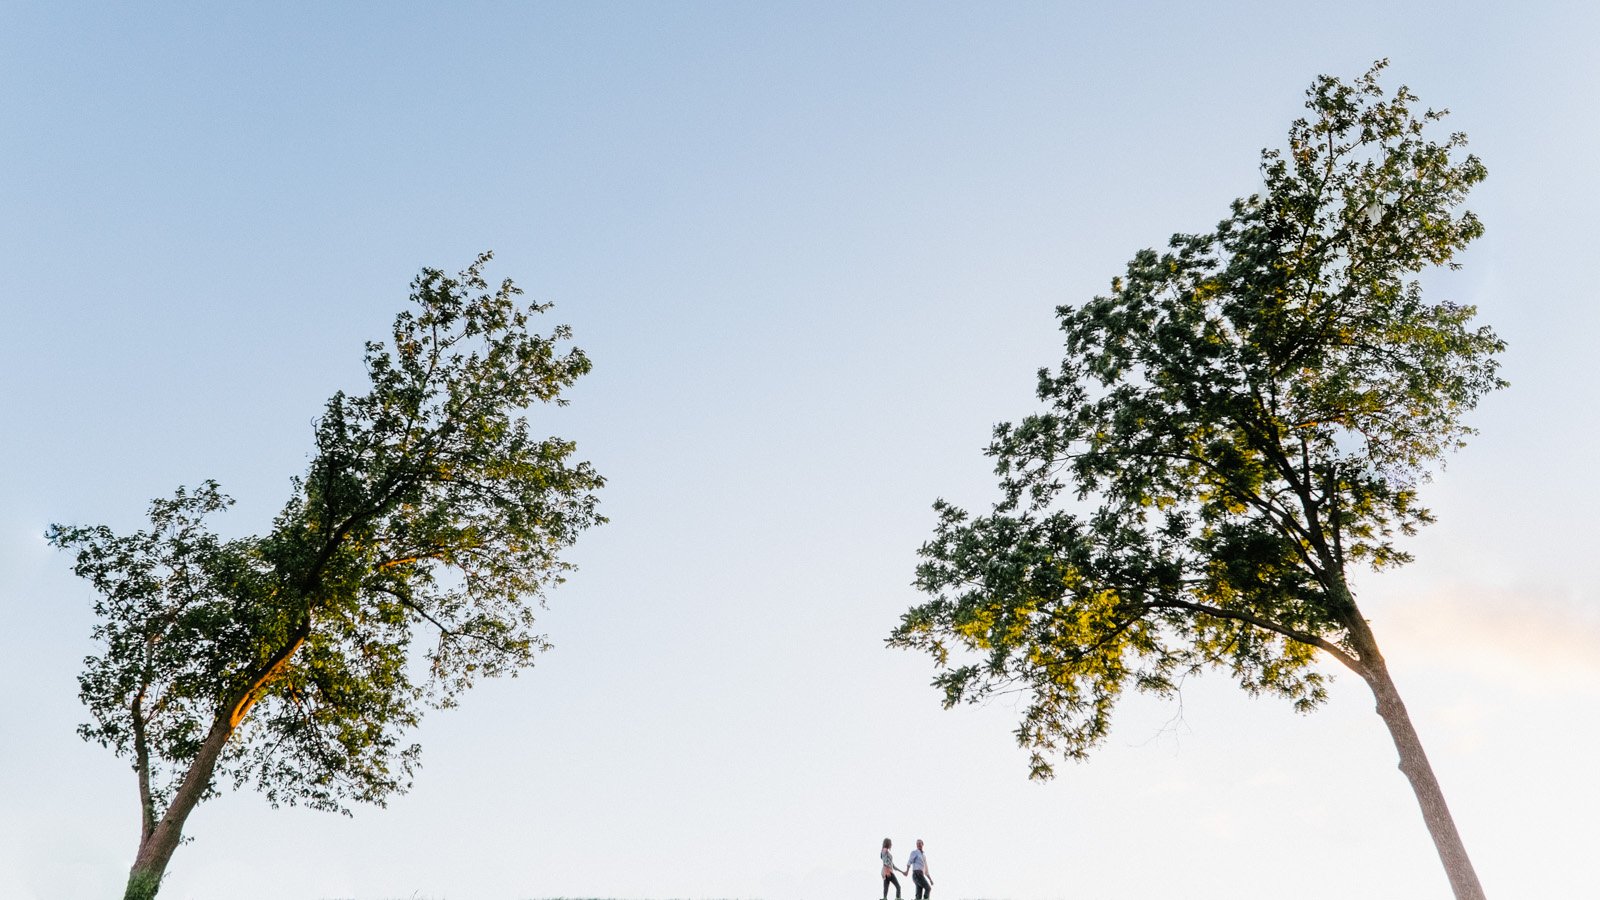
[1147,598,1365,675]
[131,685,156,845]
[375,586,523,657]
[227,621,311,729]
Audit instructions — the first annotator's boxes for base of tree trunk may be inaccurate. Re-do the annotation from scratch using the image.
[124,867,163,900]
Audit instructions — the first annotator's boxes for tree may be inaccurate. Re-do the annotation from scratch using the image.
[48,253,604,900]
[890,63,1501,899]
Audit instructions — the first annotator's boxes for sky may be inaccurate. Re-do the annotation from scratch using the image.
[2,2,1598,899]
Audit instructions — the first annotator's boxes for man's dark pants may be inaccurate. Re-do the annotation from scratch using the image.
[913,871,931,899]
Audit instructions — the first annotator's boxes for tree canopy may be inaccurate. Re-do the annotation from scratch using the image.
[890,62,1501,899]
[50,253,603,899]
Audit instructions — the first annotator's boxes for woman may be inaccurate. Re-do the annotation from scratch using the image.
[881,837,908,900]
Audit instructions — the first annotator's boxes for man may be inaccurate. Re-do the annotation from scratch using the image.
[908,839,933,899]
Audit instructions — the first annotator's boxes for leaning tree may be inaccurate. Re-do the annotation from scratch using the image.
[891,63,1502,899]
[50,253,604,900]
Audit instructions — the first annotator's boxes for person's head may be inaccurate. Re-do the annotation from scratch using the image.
[916,840,924,850]
[883,838,892,849]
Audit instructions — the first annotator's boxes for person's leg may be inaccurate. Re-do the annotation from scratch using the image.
[890,873,901,899]
[913,872,929,899]
[883,875,891,899]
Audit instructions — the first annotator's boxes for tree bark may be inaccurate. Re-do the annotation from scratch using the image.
[1345,619,1486,900]
[122,714,235,900]
[131,691,156,846]
[122,627,308,899]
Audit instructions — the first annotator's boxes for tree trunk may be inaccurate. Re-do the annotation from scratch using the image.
[122,715,235,900]
[122,627,308,899]
[1357,648,1486,899]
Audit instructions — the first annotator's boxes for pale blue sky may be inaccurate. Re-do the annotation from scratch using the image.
[3,3,1598,899]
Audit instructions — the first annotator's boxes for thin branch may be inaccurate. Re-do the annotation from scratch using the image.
[1146,598,1364,675]
[374,586,523,657]
[131,685,156,845]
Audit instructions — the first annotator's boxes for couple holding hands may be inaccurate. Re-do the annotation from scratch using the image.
[880,837,932,900]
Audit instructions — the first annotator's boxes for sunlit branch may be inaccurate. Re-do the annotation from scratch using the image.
[1145,598,1362,674]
